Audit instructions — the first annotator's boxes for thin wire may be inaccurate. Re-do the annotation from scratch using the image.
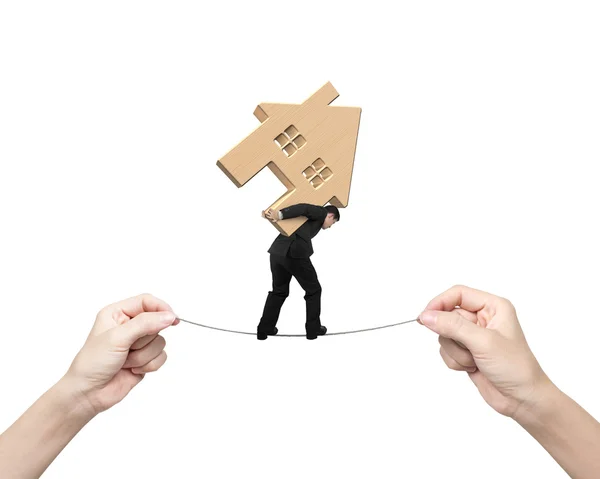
[175,317,419,337]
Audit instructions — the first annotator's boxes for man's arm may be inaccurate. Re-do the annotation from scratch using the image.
[279,204,326,221]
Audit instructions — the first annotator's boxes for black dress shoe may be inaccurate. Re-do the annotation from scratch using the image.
[257,327,278,340]
[306,325,327,340]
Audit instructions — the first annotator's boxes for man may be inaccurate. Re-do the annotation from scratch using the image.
[257,203,340,340]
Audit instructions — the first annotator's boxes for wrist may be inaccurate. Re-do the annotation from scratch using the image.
[54,374,98,422]
[512,374,562,428]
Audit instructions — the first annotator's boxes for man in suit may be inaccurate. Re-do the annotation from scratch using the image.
[257,203,340,340]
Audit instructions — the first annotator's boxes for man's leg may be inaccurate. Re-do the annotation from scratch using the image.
[290,257,323,338]
[257,254,292,335]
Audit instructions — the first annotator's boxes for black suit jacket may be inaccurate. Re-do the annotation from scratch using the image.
[268,204,327,258]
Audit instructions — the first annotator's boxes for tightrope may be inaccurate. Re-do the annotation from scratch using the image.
[176,317,419,337]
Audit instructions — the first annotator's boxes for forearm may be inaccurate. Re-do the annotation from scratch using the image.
[279,204,305,220]
[515,382,600,478]
[0,376,96,479]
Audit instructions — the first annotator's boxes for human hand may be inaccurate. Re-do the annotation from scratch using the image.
[263,208,280,222]
[418,285,551,419]
[62,294,179,415]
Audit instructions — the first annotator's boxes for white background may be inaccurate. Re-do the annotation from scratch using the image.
[1,1,599,478]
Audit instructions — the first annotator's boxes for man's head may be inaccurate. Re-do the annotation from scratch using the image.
[322,205,340,229]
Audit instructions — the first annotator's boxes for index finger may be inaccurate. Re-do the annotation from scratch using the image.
[110,293,174,319]
[424,285,496,313]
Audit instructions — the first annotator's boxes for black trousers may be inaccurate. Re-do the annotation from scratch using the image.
[258,253,322,336]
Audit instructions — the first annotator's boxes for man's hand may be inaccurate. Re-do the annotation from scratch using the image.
[418,285,551,419]
[263,208,281,222]
[64,293,179,415]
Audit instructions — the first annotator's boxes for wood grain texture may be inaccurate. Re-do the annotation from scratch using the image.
[217,82,362,236]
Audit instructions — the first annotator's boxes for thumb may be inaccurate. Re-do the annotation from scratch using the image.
[419,309,489,352]
[110,311,176,351]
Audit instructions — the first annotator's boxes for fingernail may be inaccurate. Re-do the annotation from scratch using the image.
[162,312,176,324]
[419,310,437,327]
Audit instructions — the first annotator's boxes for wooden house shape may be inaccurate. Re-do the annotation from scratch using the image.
[216,82,362,236]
